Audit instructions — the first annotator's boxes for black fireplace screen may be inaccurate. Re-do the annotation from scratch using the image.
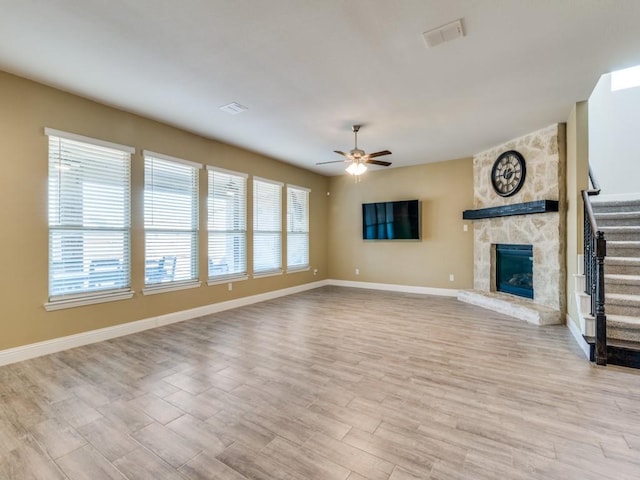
[496,244,533,299]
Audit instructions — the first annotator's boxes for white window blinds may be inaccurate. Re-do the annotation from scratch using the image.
[47,129,132,299]
[253,177,283,275]
[144,151,200,287]
[207,167,247,280]
[287,185,310,270]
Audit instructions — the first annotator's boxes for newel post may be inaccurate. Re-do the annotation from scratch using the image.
[594,231,607,366]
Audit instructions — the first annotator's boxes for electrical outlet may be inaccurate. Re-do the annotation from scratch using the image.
[449,274,455,282]
[228,282,233,291]
[313,268,318,276]
[355,268,360,275]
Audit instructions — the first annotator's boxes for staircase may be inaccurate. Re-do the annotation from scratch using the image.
[582,198,640,367]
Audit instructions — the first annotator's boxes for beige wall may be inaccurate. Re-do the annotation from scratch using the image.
[565,102,589,327]
[0,71,329,350]
[327,158,474,289]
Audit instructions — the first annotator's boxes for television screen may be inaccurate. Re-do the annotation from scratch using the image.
[362,200,420,240]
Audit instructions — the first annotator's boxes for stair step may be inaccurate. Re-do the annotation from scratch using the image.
[595,211,640,227]
[605,274,640,294]
[605,293,640,317]
[584,314,640,343]
[606,314,640,342]
[607,241,640,258]
[592,198,640,213]
[607,313,640,326]
[605,257,640,275]
[585,336,640,368]
[599,226,640,241]
[574,273,586,293]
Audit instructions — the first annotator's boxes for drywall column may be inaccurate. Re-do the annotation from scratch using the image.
[566,101,589,328]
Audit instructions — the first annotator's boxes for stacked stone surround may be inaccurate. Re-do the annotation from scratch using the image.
[465,124,567,323]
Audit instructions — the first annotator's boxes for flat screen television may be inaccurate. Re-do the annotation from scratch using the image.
[362,199,420,240]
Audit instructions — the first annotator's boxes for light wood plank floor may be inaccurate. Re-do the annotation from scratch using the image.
[2,286,640,479]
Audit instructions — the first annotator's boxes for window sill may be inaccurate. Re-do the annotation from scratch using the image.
[45,289,134,311]
[287,266,310,274]
[252,270,283,279]
[207,275,249,286]
[142,281,202,296]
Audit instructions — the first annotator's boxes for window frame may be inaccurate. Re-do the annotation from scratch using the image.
[45,128,134,311]
[142,150,202,295]
[207,166,248,284]
[286,184,310,272]
[252,176,283,277]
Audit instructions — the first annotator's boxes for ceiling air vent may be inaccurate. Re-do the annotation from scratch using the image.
[219,102,248,115]
[422,19,464,48]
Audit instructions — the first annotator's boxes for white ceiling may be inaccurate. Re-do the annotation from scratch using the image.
[2,1,640,176]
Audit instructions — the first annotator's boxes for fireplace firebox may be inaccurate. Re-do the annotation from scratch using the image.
[495,244,533,299]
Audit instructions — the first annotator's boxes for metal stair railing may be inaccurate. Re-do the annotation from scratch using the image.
[582,166,607,365]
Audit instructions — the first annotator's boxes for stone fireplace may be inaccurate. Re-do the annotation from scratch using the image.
[458,124,566,325]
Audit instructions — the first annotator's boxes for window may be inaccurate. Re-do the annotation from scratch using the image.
[144,151,201,291]
[207,167,247,281]
[287,185,310,271]
[46,129,133,307]
[253,177,283,276]
[611,64,640,92]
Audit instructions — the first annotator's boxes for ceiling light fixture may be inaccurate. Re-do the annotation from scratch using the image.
[346,162,367,176]
[316,125,392,176]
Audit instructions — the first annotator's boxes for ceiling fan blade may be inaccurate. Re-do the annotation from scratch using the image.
[333,150,348,157]
[365,159,392,167]
[366,150,392,158]
[316,160,348,165]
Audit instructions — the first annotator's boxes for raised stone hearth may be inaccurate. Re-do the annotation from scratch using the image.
[458,124,566,325]
[458,290,561,326]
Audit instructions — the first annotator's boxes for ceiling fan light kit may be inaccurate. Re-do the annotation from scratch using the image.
[317,124,392,176]
[346,162,367,176]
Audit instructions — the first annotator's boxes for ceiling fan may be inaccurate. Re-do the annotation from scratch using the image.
[317,125,392,175]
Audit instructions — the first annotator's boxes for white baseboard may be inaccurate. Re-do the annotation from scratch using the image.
[0,280,330,367]
[328,279,459,297]
[566,313,590,360]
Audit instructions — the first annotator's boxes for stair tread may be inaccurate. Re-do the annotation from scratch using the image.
[592,197,640,207]
[606,273,640,281]
[606,313,640,325]
[606,256,640,264]
[607,240,640,246]
[595,211,640,217]
[600,225,640,231]
[606,292,640,301]
[584,313,640,322]
[592,197,640,201]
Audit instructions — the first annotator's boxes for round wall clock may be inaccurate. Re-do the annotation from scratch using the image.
[491,150,526,197]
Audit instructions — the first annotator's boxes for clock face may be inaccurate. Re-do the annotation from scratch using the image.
[491,150,526,197]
